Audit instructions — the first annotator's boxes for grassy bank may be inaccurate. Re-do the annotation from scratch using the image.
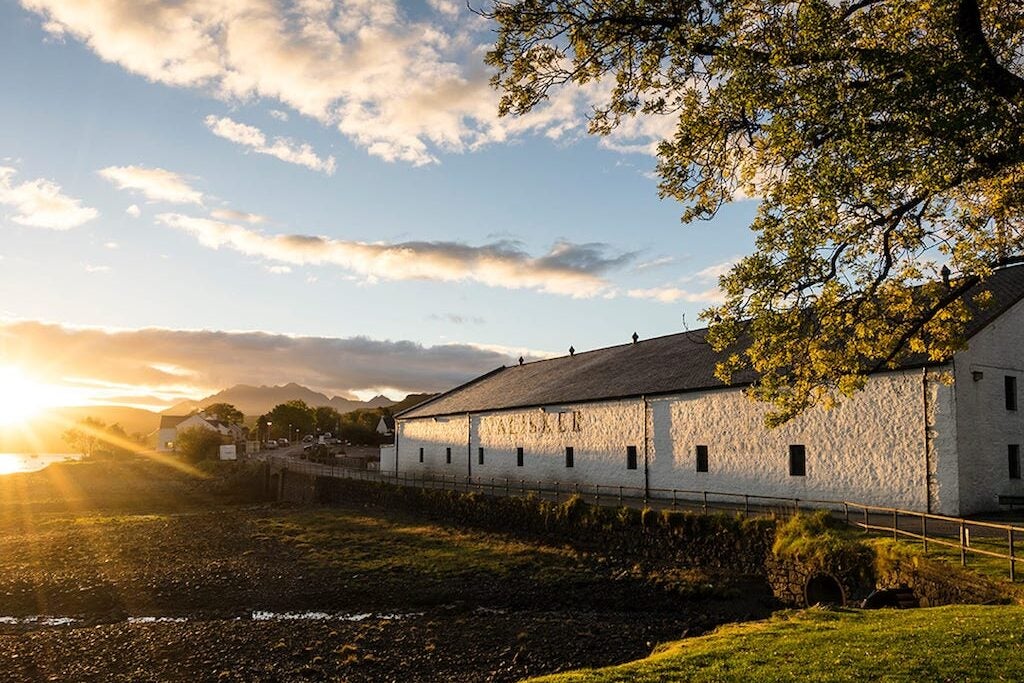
[528,605,1024,682]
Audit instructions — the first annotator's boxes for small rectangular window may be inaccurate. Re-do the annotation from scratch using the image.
[446,447,452,464]
[789,445,806,477]
[626,445,638,470]
[696,445,709,473]
[478,447,484,465]
[516,446,524,467]
[1007,376,1018,411]
[418,447,424,463]
[565,446,574,468]
[1010,445,1021,480]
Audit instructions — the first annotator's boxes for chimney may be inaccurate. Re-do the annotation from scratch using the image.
[941,264,951,288]
[631,332,639,344]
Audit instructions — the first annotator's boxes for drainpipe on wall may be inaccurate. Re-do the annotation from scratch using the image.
[466,413,472,479]
[393,422,400,476]
[642,395,650,499]
[922,367,932,513]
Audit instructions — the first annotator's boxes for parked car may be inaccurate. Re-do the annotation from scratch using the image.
[277,438,289,447]
[302,435,314,443]
[265,441,278,450]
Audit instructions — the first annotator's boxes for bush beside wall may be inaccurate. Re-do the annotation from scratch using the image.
[271,468,1014,607]
[305,473,775,574]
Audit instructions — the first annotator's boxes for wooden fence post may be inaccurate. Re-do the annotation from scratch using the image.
[1010,528,1016,582]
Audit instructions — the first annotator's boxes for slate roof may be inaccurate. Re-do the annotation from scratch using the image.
[399,263,1024,420]
[158,415,191,429]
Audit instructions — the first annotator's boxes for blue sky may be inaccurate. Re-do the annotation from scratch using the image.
[0,0,759,407]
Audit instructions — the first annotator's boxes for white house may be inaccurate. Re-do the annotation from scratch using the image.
[157,413,245,452]
[376,415,395,436]
[391,264,1024,516]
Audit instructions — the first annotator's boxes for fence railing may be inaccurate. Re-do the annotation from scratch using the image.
[258,453,1024,581]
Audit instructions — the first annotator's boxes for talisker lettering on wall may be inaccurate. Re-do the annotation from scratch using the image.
[490,411,586,436]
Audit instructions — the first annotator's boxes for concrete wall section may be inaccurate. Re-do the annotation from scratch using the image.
[646,370,932,511]
[953,297,1024,514]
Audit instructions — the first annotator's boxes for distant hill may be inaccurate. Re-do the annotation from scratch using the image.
[0,405,161,454]
[162,383,398,418]
[387,393,436,414]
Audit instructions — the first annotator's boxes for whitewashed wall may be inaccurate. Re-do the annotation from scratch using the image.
[951,297,1024,514]
[157,428,177,452]
[396,368,959,512]
[647,370,955,513]
[471,400,647,488]
[396,415,470,478]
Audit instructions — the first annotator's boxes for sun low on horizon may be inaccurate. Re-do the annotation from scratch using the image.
[0,365,68,427]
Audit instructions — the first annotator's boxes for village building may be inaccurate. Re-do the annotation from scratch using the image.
[157,413,246,452]
[391,263,1024,516]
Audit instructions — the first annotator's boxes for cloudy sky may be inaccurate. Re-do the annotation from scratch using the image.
[0,0,758,409]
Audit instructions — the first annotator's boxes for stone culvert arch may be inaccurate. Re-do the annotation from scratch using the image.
[765,553,875,607]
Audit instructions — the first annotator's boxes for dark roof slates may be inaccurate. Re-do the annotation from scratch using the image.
[400,264,1024,420]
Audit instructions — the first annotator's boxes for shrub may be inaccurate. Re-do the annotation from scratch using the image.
[772,511,874,579]
[175,427,225,463]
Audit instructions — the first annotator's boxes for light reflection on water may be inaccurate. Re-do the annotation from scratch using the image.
[0,611,423,627]
[0,453,80,475]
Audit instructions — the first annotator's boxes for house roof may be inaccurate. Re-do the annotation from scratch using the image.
[159,415,191,429]
[399,262,1024,420]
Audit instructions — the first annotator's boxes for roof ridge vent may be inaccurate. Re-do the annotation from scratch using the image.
[569,345,575,356]
[518,356,524,365]
[632,331,639,344]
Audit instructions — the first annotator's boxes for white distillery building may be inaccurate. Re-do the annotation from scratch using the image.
[391,264,1024,516]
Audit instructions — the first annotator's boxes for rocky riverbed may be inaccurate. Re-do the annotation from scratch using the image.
[0,460,773,681]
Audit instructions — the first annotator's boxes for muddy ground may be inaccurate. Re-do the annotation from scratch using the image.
[0,460,773,681]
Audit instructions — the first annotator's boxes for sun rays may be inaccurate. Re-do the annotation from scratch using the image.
[0,366,54,427]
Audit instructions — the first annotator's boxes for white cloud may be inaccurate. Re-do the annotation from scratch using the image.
[83,263,110,273]
[633,256,677,272]
[0,318,538,405]
[19,0,670,166]
[125,204,141,217]
[627,286,724,304]
[265,265,291,274]
[268,109,289,122]
[0,166,98,230]
[678,259,736,283]
[627,259,736,304]
[210,208,265,224]
[98,165,203,204]
[104,241,119,249]
[204,115,336,174]
[156,212,633,298]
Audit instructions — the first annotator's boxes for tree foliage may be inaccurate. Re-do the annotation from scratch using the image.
[202,402,244,425]
[266,400,316,440]
[314,406,342,435]
[62,417,135,459]
[486,0,1024,423]
[175,426,225,463]
[338,408,388,446]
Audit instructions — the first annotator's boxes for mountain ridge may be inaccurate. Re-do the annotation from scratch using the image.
[162,383,397,417]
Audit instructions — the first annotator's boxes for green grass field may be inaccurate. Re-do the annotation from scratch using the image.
[529,605,1024,682]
